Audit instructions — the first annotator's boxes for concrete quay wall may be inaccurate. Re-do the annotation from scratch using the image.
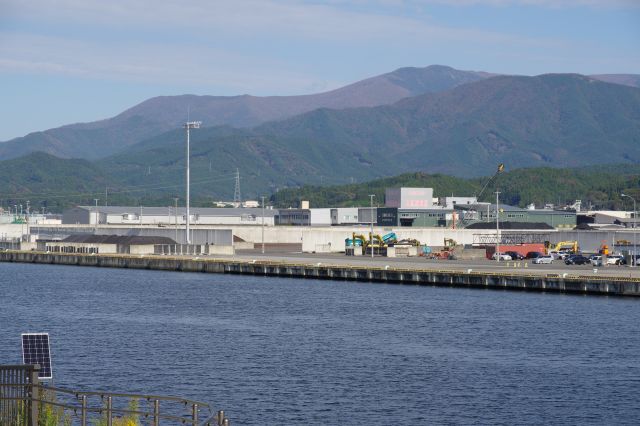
[1,251,639,297]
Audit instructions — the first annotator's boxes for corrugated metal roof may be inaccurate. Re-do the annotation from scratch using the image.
[61,234,176,245]
[466,222,554,230]
[456,203,524,212]
[71,206,278,217]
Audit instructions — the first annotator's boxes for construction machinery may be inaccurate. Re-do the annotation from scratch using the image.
[545,241,579,255]
[429,238,458,260]
[476,163,505,201]
[345,232,401,253]
[347,233,368,247]
[382,232,397,245]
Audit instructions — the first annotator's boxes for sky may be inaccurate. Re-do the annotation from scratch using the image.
[0,0,639,141]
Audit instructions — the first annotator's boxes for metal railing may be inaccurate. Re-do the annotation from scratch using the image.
[0,365,230,425]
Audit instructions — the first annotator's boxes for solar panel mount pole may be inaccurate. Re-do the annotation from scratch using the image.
[30,365,40,426]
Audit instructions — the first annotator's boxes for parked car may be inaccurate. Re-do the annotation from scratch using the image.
[565,255,590,265]
[549,250,571,260]
[505,251,525,260]
[590,255,603,266]
[526,251,544,259]
[607,255,625,265]
[492,252,512,261]
[532,255,553,264]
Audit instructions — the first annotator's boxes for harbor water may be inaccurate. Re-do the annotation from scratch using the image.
[1,263,639,425]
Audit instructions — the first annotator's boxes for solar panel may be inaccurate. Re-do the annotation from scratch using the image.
[21,333,53,379]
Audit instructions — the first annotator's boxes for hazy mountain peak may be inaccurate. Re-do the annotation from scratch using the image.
[0,65,492,161]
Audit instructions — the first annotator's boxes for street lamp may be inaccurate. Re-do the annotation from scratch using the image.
[93,198,99,232]
[495,191,500,263]
[369,194,375,258]
[621,193,636,267]
[183,121,201,245]
[261,196,266,254]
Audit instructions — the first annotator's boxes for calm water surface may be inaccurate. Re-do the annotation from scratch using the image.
[1,263,639,425]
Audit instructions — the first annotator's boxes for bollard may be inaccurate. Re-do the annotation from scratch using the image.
[524,262,528,268]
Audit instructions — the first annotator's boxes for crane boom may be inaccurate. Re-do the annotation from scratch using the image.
[477,163,505,201]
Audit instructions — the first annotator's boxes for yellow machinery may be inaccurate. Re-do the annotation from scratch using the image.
[444,238,457,247]
[431,238,458,259]
[347,233,369,249]
[369,234,384,248]
[545,241,579,254]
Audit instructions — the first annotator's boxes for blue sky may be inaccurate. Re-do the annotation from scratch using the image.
[0,0,638,141]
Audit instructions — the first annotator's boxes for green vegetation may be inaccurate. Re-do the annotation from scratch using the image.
[271,166,640,210]
[0,150,638,213]
[92,399,140,426]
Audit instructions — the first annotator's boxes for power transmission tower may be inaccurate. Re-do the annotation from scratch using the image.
[234,168,241,207]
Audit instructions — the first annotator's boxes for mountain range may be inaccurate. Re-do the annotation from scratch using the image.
[2,65,638,162]
[97,72,640,194]
[0,65,491,161]
[1,65,640,205]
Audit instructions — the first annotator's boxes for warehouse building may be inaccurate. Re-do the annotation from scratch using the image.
[398,209,455,227]
[455,203,576,229]
[385,188,434,209]
[275,208,334,226]
[43,234,177,255]
[63,206,277,226]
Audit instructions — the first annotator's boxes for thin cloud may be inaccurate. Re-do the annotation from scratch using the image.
[0,31,344,94]
[2,0,553,44]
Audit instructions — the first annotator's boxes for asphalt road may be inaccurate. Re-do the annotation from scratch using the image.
[228,250,640,279]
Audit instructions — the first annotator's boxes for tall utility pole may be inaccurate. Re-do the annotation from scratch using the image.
[234,169,241,207]
[183,121,201,245]
[261,196,266,254]
[174,197,179,245]
[369,194,375,258]
[93,198,99,232]
[495,191,500,262]
[25,200,30,237]
[622,193,637,267]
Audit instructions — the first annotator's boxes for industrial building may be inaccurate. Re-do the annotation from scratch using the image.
[275,208,334,226]
[455,203,576,228]
[42,235,177,255]
[398,209,455,227]
[385,188,434,209]
[63,206,277,226]
[438,197,478,209]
